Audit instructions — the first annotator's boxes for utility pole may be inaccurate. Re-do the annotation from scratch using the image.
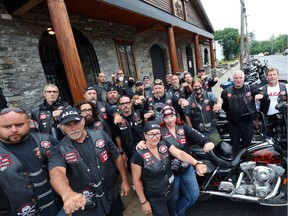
[240,0,245,70]
[245,14,248,58]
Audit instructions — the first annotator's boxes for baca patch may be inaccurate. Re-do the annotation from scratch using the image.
[0,154,12,171]
[40,141,51,149]
[39,114,47,120]
[96,139,105,148]
[63,151,80,163]
[159,145,168,153]
[177,129,184,136]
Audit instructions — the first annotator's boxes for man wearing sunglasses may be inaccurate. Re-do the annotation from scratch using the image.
[30,84,70,140]
[0,107,66,216]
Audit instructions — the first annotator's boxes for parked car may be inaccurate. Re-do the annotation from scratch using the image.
[283,49,288,56]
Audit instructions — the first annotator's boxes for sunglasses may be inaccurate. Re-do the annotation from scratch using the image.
[153,79,164,86]
[0,107,26,115]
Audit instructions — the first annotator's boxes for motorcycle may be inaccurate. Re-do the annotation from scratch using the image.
[191,102,288,206]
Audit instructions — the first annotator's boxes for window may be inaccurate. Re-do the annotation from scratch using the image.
[114,38,138,79]
[176,47,184,71]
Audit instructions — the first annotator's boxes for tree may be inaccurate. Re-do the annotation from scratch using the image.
[215,27,287,57]
[215,28,240,60]
[249,34,288,55]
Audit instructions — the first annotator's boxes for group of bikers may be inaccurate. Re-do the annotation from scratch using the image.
[0,66,287,216]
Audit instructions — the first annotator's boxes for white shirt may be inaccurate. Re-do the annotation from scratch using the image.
[267,84,280,115]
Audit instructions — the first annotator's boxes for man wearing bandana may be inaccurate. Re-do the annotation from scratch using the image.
[184,78,222,144]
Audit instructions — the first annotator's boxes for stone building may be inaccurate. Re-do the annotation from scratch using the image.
[0,0,215,110]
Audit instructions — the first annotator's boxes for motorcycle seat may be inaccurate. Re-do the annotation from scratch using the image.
[208,148,246,168]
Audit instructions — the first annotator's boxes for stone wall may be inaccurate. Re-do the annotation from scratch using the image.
[0,2,194,111]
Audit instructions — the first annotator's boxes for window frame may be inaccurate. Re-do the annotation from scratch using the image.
[114,38,138,79]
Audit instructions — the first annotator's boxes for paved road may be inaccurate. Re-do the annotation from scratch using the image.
[257,55,288,80]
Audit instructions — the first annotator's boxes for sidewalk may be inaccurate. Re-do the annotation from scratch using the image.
[122,63,240,216]
[213,62,240,97]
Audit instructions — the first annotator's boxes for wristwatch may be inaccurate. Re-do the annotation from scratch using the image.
[195,161,203,166]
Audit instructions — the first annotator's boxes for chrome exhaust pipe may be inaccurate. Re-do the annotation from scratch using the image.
[201,190,260,202]
[264,177,281,199]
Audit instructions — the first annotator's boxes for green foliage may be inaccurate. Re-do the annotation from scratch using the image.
[215,28,240,60]
[215,28,288,57]
[249,34,287,55]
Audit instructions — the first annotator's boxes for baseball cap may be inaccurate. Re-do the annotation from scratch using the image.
[107,86,119,93]
[153,79,164,86]
[161,105,176,118]
[143,76,150,81]
[60,107,83,124]
[144,121,161,133]
[135,80,143,86]
[84,86,96,94]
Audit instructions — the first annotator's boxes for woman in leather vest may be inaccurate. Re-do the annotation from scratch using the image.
[131,121,207,216]
[159,105,215,216]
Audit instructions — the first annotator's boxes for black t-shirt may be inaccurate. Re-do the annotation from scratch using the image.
[1,134,60,216]
[113,113,144,143]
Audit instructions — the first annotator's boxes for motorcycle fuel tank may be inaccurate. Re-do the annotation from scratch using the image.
[243,147,284,164]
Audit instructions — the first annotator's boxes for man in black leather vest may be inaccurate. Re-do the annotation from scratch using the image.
[196,68,218,92]
[30,84,69,140]
[49,107,130,216]
[185,78,222,144]
[259,68,288,123]
[221,70,265,153]
[0,107,63,216]
[93,72,112,102]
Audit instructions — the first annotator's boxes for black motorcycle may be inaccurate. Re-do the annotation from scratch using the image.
[191,102,287,206]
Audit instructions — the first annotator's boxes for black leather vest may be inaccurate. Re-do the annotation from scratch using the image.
[59,130,119,214]
[187,92,215,132]
[225,85,256,123]
[97,101,108,121]
[0,133,56,216]
[30,100,69,138]
[260,83,287,115]
[147,93,173,122]
[138,141,174,197]
[116,112,144,158]
[161,125,191,175]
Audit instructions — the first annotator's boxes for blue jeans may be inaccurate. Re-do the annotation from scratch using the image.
[174,165,200,216]
[57,208,67,216]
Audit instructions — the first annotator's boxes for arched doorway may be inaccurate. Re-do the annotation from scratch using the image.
[204,48,209,65]
[150,44,167,84]
[186,46,195,76]
[39,28,100,104]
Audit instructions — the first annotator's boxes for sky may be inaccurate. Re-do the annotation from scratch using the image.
[200,0,288,41]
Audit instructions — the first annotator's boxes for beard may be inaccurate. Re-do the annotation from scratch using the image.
[172,83,180,90]
[137,88,144,95]
[1,133,28,144]
[67,129,82,140]
[85,115,96,126]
